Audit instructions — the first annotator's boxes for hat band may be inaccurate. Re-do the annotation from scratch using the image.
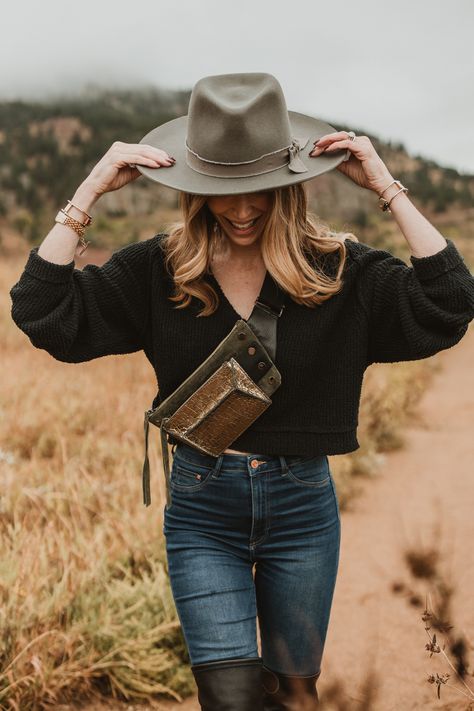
[185,137,310,178]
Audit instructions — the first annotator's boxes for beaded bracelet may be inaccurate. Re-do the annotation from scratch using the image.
[60,215,91,255]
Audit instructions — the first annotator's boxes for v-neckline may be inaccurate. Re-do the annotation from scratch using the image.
[208,268,268,323]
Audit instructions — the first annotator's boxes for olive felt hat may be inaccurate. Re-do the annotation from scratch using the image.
[136,72,349,196]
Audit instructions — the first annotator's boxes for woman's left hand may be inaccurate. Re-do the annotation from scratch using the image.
[309,131,393,195]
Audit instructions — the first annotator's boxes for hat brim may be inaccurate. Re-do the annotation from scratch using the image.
[136,110,348,196]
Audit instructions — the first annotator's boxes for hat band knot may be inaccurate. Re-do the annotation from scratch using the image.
[185,137,309,178]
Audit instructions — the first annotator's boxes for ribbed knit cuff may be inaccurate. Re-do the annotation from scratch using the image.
[24,246,75,284]
[410,238,465,281]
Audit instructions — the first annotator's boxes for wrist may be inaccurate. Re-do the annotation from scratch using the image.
[71,182,101,214]
[54,183,98,256]
[370,172,396,196]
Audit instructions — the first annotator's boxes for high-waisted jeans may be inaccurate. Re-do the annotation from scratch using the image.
[163,442,341,676]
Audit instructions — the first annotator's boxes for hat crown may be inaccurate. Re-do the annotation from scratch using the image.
[187,73,293,163]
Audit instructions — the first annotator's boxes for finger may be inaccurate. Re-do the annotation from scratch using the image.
[313,131,351,146]
[310,140,351,158]
[115,142,175,162]
[140,145,176,162]
[310,138,360,158]
[323,139,355,152]
[118,153,175,168]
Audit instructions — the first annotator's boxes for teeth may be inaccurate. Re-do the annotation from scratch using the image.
[229,218,258,229]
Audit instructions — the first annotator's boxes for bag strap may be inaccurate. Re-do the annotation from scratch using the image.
[247,270,287,361]
[142,270,287,507]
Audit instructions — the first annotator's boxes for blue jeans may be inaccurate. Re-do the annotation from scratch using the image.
[163,442,341,676]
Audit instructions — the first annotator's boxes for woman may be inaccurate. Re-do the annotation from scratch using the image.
[10,73,474,710]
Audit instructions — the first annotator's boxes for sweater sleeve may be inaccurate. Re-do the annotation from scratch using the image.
[9,239,151,363]
[347,237,474,365]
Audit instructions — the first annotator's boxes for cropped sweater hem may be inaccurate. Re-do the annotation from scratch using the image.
[9,233,474,507]
[195,428,360,458]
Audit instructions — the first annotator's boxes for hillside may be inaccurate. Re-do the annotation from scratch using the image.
[0,86,473,265]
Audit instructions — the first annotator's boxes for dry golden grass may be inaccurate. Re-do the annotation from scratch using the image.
[1,253,194,709]
[391,519,474,708]
[0,247,437,709]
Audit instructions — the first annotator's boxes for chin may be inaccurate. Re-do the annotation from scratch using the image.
[221,228,263,245]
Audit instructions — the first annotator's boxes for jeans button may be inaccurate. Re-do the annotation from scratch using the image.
[250,459,259,469]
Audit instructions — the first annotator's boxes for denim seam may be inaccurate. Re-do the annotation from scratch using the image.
[285,470,331,488]
[171,451,223,491]
[174,453,218,468]
[328,474,341,522]
[170,463,216,493]
[249,474,257,549]
[262,470,271,543]
[250,471,271,547]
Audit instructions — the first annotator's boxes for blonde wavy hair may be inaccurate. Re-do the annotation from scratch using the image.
[161,183,359,317]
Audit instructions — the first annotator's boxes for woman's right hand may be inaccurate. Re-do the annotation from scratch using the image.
[83,141,176,197]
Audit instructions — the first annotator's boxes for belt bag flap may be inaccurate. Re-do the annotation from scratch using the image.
[163,356,273,458]
[148,318,281,428]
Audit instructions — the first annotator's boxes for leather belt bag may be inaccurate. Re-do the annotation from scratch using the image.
[141,270,287,507]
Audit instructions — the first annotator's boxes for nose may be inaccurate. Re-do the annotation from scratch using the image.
[229,195,256,220]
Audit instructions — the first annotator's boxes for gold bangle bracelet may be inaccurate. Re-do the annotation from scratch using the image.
[378,179,398,198]
[64,199,93,226]
[377,180,409,212]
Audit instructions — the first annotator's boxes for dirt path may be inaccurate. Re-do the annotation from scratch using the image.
[322,324,474,710]
[80,325,474,711]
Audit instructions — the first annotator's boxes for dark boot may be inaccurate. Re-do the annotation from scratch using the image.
[191,656,264,710]
[262,665,321,710]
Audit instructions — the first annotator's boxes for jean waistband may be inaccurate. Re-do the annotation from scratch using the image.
[173,441,328,471]
[174,441,283,470]
[141,410,328,508]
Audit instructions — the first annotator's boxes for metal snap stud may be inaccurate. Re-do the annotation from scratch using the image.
[257,361,266,369]
[238,332,246,340]
[248,346,256,355]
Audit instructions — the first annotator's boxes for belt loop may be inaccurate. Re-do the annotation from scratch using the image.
[278,455,289,475]
[211,453,224,479]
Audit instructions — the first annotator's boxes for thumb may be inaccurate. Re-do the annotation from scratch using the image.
[128,164,141,180]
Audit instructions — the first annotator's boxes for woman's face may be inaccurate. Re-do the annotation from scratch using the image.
[206,191,272,249]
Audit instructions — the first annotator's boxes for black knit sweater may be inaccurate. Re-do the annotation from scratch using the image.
[9,233,474,461]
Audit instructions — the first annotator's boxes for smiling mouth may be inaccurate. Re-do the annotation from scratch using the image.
[224,216,261,231]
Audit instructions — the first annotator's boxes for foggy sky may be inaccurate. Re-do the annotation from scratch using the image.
[2,0,473,174]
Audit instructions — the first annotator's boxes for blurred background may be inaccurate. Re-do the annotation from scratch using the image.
[1,2,473,710]
[1,0,473,262]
